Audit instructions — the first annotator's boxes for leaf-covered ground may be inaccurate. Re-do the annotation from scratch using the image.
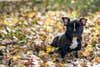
[0,2,100,67]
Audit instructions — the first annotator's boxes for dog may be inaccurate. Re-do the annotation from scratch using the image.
[50,17,87,58]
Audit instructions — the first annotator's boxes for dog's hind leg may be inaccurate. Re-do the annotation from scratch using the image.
[50,36,59,47]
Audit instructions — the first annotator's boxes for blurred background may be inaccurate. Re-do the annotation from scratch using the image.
[0,0,100,16]
[0,0,100,67]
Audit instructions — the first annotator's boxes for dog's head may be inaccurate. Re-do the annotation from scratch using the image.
[62,17,87,39]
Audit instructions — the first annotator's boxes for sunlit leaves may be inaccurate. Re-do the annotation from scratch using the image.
[1,10,100,66]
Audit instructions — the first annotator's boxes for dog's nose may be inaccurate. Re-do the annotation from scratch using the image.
[73,33,80,37]
[73,34,77,37]
[73,31,77,35]
[73,31,76,33]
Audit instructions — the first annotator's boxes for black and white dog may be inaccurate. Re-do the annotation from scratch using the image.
[50,17,87,58]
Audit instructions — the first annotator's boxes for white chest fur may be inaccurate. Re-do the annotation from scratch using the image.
[70,37,78,49]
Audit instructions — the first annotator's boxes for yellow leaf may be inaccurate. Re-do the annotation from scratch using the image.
[82,51,90,57]
[49,11,56,16]
[71,11,79,18]
[45,26,53,33]
[95,57,100,62]
[82,46,93,57]
[27,50,33,55]
[28,12,36,17]
[45,18,52,25]
[13,18,19,24]
[92,57,100,63]
[13,55,21,61]
[56,22,63,31]
[44,62,49,67]
[46,46,54,53]
[46,28,53,33]
[46,47,52,53]
[4,20,9,25]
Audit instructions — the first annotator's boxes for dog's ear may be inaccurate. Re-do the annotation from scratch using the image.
[62,17,70,26]
[79,18,87,25]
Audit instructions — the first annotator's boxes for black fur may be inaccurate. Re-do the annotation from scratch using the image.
[50,17,87,58]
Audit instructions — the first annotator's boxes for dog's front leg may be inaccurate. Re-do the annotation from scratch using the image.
[60,48,67,58]
[59,45,69,58]
[72,39,82,58]
[73,45,82,58]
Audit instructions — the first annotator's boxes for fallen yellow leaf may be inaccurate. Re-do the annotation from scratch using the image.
[13,18,19,24]
[92,57,100,63]
[28,12,36,17]
[82,45,93,57]
[13,55,21,61]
